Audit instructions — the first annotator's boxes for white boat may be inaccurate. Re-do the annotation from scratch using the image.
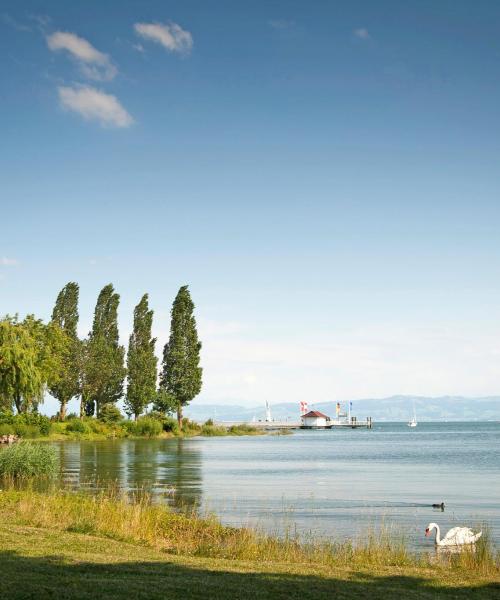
[407,401,417,427]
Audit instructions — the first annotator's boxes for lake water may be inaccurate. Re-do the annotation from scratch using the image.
[55,422,500,551]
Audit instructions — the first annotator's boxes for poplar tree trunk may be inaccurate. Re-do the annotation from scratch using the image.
[177,403,183,427]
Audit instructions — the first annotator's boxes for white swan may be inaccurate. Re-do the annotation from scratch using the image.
[425,522,482,547]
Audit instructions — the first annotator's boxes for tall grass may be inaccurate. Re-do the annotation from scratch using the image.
[0,487,497,576]
[0,443,59,479]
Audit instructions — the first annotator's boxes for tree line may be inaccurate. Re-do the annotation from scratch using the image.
[0,283,202,424]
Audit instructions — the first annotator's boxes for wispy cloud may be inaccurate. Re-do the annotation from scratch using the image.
[47,31,117,81]
[1,13,31,32]
[353,28,370,40]
[134,21,193,55]
[268,19,295,30]
[1,257,19,266]
[58,85,133,128]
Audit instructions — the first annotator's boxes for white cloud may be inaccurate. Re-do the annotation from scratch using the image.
[354,28,370,40]
[134,21,193,55]
[0,257,19,266]
[58,85,134,128]
[47,31,117,81]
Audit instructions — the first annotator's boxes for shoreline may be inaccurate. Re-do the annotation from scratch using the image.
[0,488,498,599]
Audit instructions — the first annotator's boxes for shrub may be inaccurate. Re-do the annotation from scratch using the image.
[0,442,59,478]
[204,418,214,426]
[162,416,179,434]
[13,424,41,439]
[130,417,163,438]
[99,404,123,423]
[228,424,259,436]
[201,424,227,437]
[0,424,15,436]
[65,419,90,434]
[0,413,51,437]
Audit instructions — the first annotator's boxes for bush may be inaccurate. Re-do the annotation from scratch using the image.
[129,417,163,438]
[0,413,51,437]
[0,442,59,478]
[228,424,259,436]
[65,419,90,434]
[0,424,15,436]
[161,416,179,434]
[99,404,123,423]
[13,424,41,439]
[201,424,227,437]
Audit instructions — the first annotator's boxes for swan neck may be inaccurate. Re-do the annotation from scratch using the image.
[434,524,441,543]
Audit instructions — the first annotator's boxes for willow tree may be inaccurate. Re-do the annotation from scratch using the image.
[0,315,68,413]
[49,282,81,419]
[0,317,43,412]
[81,284,126,417]
[125,294,157,420]
[159,286,202,426]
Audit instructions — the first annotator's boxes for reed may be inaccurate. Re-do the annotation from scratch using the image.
[0,443,59,479]
[0,487,497,576]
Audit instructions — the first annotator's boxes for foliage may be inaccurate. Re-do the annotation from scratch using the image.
[0,317,44,413]
[161,416,179,434]
[65,419,89,434]
[152,389,178,415]
[159,286,202,425]
[49,282,81,419]
[201,423,227,436]
[81,284,126,416]
[228,424,260,436]
[99,403,123,423]
[0,412,52,437]
[124,416,163,437]
[125,294,157,420]
[0,443,59,478]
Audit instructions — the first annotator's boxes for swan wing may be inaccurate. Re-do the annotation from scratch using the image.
[443,527,477,545]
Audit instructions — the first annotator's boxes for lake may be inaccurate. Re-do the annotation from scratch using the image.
[55,422,500,551]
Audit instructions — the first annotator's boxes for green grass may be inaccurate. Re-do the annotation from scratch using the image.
[0,443,59,479]
[0,489,498,599]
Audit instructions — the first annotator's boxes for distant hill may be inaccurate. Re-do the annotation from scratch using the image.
[185,396,500,422]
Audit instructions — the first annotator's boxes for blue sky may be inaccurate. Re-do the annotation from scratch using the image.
[1,1,500,415]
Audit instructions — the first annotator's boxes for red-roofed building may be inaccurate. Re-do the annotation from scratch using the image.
[301,410,332,429]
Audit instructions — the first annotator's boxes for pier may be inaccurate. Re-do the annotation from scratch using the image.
[214,417,373,431]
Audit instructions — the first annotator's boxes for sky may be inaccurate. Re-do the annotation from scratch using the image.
[1,1,500,416]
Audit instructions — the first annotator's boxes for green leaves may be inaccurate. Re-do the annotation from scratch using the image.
[49,282,81,418]
[159,286,202,424]
[82,284,126,416]
[125,294,158,419]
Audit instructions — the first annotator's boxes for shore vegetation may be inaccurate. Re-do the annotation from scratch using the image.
[0,488,497,599]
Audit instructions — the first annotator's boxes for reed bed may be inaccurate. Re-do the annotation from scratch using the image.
[0,443,59,479]
[0,487,497,576]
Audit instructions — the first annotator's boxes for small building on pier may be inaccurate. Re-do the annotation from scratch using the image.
[301,410,331,429]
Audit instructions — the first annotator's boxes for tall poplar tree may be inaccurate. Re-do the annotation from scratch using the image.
[81,284,126,417]
[125,294,157,420]
[159,285,202,426]
[49,282,81,419]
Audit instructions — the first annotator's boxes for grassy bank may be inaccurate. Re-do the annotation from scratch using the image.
[0,412,261,441]
[0,489,498,599]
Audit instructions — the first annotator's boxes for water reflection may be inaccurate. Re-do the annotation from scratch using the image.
[57,439,202,511]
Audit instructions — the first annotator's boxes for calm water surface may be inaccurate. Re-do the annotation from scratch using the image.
[55,422,500,551]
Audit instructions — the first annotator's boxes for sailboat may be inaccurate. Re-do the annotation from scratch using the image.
[407,401,417,427]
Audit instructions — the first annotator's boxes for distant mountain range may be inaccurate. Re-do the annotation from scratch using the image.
[185,396,500,422]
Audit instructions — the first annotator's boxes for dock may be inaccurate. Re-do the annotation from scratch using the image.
[214,417,373,431]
